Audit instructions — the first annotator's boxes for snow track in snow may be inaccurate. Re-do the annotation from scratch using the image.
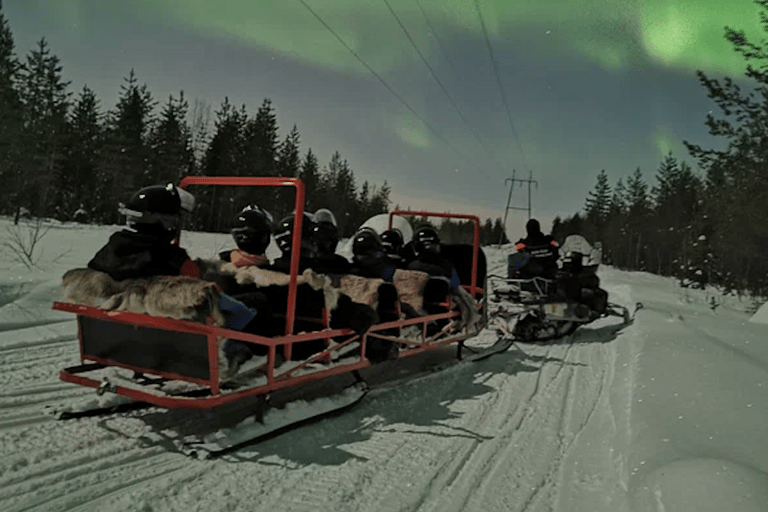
[0,246,645,512]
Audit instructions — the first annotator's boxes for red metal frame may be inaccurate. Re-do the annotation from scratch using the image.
[389,210,482,297]
[54,177,485,409]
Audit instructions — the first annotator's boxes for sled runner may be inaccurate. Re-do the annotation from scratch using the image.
[52,176,499,456]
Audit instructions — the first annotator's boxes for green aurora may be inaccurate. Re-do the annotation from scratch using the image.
[144,0,759,77]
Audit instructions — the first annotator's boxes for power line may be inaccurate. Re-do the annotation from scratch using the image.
[383,0,504,173]
[296,0,481,171]
[473,0,528,172]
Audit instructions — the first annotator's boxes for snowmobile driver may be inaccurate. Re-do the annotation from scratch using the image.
[87,184,265,373]
[510,218,560,279]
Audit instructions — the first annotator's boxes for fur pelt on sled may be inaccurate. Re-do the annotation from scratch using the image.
[198,258,344,314]
[61,268,239,380]
[61,268,226,326]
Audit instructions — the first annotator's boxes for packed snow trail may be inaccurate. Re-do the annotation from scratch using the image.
[0,249,636,512]
[2,223,767,512]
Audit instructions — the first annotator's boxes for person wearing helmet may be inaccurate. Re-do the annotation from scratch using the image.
[512,218,559,279]
[220,204,273,267]
[88,184,262,374]
[89,183,198,281]
[309,208,351,275]
[349,227,396,281]
[407,225,460,289]
[380,228,405,267]
[270,212,318,274]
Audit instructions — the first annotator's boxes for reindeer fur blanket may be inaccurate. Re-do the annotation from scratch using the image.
[61,268,226,326]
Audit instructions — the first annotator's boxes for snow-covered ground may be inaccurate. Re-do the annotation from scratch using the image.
[1,217,767,512]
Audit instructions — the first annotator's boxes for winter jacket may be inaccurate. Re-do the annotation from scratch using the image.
[88,229,199,282]
[514,232,559,278]
[407,252,461,289]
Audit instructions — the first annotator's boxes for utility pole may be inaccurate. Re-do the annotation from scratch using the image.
[498,170,538,247]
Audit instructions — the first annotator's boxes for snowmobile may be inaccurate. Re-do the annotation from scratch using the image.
[487,241,638,342]
[50,176,505,458]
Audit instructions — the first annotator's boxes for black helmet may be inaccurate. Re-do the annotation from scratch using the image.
[413,225,440,256]
[380,228,404,255]
[231,204,273,255]
[119,183,195,238]
[312,209,339,255]
[352,228,383,258]
[274,212,317,257]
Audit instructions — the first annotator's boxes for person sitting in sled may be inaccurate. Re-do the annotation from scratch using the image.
[508,218,559,280]
[87,183,264,373]
[407,226,461,289]
[380,228,406,267]
[308,208,351,275]
[349,228,397,281]
[220,204,273,267]
[269,212,319,274]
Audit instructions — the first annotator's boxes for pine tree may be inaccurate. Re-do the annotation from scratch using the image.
[241,98,279,216]
[189,98,211,174]
[299,148,320,211]
[682,0,768,293]
[326,152,357,236]
[147,91,192,185]
[492,217,509,245]
[625,167,650,269]
[584,170,611,224]
[18,38,71,216]
[96,69,155,223]
[0,0,23,214]
[355,180,371,227]
[59,85,102,221]
[198,98,247,231]
[275,124,301,218]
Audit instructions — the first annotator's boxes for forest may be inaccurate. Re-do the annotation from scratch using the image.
[3,1,767,293]
[0,1,508,245]
[552,1,768,296]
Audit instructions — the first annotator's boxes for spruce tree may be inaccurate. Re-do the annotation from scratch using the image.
[0,0,22,214]
[59,85,102,221]
[97,69,154,223]
[584,170,611,222]
[147,91,192,185]
[683,0,768,293]
[198,98,247,231]
[299,148,320,211]
[18,38,71,216]
[275,124,301,218]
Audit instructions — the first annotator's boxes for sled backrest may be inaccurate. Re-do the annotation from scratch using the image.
[388,210,483,297]
[79,315,211,380]
[440,243,487,291]
[52,301,219,386]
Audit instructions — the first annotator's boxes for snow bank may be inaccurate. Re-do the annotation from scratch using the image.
[749,301,768,324]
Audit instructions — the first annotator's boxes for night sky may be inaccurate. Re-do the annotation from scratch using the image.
[5,0,761,236]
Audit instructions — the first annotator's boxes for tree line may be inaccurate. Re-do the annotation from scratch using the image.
[552,0,768,295]
[0,3,509,243]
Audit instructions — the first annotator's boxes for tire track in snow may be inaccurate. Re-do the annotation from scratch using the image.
[0,439,190,512]
[426,337,611,512]
[455,342,576,512]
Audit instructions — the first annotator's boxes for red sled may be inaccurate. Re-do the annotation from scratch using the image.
[52,177,493,423]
